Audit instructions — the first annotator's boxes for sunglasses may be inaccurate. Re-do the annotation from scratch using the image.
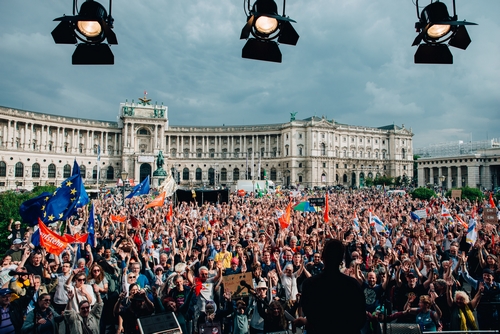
[128,276,136,279]
[77,279,86,282]
[41,299,51,302]
[93,269,100,272]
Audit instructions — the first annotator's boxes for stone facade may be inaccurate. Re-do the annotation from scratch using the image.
[417,148,500,190]
[0,100,414,190]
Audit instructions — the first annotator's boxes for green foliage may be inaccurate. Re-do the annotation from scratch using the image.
[374,176,394,186]
[364,177,374,187]
[0,185,56,255]
[445,187,484,201]
[394,176,402,186]
[410,187,436,200]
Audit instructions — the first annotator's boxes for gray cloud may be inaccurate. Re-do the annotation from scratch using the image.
[0,0,499,148]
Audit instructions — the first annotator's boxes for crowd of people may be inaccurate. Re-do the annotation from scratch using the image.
[1,187,499,334]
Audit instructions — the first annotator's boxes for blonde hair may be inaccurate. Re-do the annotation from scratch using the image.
[454,291,470,304]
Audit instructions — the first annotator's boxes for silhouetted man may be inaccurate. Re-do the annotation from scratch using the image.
[294,239,365,334]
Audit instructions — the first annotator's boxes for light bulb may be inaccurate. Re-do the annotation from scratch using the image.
[255,16,278,35]
[427,24,451,39]
[77,21,102,38]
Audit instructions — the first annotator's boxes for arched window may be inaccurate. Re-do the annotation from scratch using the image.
[183,168,190,180]
[107,166,114,180]
[138,128,150,135]
[80,165,86,179]
[195,168,202,181]
[63,164,71,178]
[221,168,227,181]
[298,146,303,156]
[15,162,24,178]
[48,164,56,178]
[270,168,277,181]
[402,148,406,159]
[233,168,240,181]
[0,161,6,177]
[343,174,348,183]
[93,166,98,179]
[321,143,326,156]
[32,163,41,178]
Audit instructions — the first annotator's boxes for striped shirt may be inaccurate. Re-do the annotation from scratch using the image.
[0,306,15,334]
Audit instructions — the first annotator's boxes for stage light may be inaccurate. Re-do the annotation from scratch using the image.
[240,0,299,63]
[51,0,117,65]
[412,0,476,64]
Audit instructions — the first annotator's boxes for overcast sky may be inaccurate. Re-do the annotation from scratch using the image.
[1,0,499,148]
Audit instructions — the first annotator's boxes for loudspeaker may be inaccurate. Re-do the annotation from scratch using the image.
[137,312,182,334]
[382,323,422,334]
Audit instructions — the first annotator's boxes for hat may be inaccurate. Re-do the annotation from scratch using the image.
[0,288,12,296]
[483,268,495,276]
[154,265,164,272]
[407,270,418,278]
[192,247,201,253]
[208,256,215,261]
[13,239,22,245]
[231,257,239,265]
[14,221,21,225]
[256,281,267,290]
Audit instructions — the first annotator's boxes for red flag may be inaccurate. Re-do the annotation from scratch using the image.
[324,192,330,223]
[166,204,173,222]
[145,192,165,209]
[38,218,68,256]
[279,202,292,229]
[490,193,496,208]
[130,216,141,229]
[111,215,126,223]
[455,215,468,229]
[64,233,88,244]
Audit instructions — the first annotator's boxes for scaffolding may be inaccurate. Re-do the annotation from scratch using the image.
[415,138,500,158]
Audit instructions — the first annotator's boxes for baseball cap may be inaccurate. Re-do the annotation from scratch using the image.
[0,288,12,296]
[13,239,22,245]
[407,270,418,278]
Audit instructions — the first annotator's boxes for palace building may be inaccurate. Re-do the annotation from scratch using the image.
[0,96,414,190]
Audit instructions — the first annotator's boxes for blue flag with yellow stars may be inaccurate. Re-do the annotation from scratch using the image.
[19,192,51,226]
[42,174,86,224]
[126,175,150,198]
[72,159,89,208]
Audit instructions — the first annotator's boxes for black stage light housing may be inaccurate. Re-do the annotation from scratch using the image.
[240,0,299,63]
[51,0,117,65]
[412,0,476,64]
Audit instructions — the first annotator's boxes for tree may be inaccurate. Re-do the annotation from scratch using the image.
[445,187,484,201]
[0,185,56,255]
[374,176,394,186]
[365,177,374,187]
[410,187,436,200]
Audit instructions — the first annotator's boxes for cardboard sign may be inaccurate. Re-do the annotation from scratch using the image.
[483,208,498,225]
[222,272,253,299]
[414,209,427,218]
[451,190,462,199]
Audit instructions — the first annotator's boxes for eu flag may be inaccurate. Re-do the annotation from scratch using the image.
[87,202,96,247]
[72,159,89,207]
[126,175,150,199]
[19,192,51,226]
[42,174,86,224]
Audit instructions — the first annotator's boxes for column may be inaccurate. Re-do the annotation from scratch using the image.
[429,168,434,186]
[104,132,108,154]
[457,166,462,187]
[176,135,180,156]
[123,123,128,148]
[447,167,452,189]
[154,125,158,151]
[467,165,480,188]
[23,123,28,149]
[130,123,135,150]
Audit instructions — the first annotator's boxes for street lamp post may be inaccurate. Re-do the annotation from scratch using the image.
[439,175,446,196]
[121,170,128,205]
[462,178,465,187]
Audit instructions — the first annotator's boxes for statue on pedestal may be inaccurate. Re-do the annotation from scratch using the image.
[153,150,167,177]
